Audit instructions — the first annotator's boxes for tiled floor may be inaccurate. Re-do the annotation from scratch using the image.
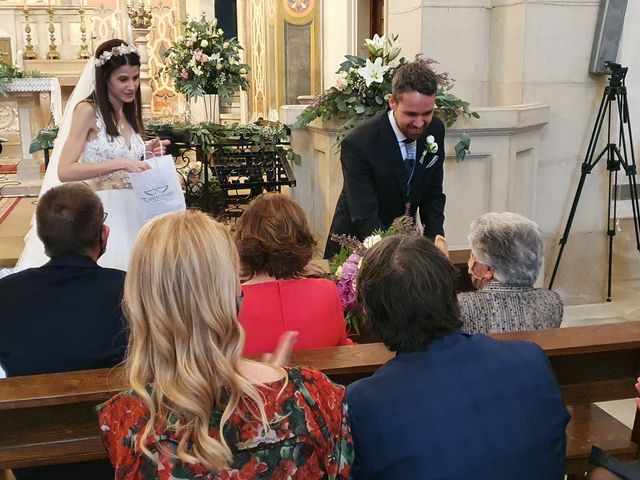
[563,280,640,327]
[564,279,640,429]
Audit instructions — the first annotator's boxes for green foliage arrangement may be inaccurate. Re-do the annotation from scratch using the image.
[0,62,48,97]
[29,126,59,154]
[144,119,302,165]
[160,14,250,101]
[294,34,479,161]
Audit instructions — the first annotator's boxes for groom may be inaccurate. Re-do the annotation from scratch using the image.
[324,59,446,258]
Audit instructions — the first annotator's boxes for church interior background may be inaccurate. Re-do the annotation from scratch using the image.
[0,0,639,310]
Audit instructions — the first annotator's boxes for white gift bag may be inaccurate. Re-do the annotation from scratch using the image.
[128,154,186,222]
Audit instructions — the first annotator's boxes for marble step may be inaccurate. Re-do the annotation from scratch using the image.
[0,173,42,197]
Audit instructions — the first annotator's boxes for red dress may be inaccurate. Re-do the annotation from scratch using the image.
[239,278,352,355]
[97,366,354,479]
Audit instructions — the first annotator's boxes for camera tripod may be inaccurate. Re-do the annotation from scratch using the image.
[548,62,640,300]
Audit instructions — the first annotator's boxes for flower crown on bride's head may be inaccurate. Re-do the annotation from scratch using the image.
[94,44,139,68]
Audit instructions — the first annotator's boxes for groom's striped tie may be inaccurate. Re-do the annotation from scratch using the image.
[404,139,416,177]
[403,139,417,196]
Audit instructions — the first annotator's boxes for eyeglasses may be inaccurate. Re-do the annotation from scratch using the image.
[103,212,109,222]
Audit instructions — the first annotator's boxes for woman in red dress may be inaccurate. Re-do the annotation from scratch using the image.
[97,211,353,479]
[235,193,352,355]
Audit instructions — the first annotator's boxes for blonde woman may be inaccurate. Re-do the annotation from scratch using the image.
[97,211,354,479]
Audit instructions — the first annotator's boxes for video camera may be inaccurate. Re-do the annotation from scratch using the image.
[605,61,628,87]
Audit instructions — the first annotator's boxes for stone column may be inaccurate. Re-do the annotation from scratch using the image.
[322,0,369,89]
[131,28,152,119]
[387,0,491,107]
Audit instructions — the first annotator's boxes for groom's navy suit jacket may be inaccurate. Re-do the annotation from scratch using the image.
[325,112,446,257]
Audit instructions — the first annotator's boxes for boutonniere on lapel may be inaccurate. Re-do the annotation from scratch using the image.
[419,135,439,164]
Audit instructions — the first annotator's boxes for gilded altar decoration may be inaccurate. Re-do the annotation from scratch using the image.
[77,7,91,59]
[127,3,152,29]
[22,7,38,60]
[46,6,60,60]
[284,0,313,15]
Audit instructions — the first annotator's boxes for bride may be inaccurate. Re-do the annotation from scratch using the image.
[16,39,169,271]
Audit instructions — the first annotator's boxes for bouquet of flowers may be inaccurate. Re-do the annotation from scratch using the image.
[294,34,479,161]
[161,15,250,101]
[330,214,419,332]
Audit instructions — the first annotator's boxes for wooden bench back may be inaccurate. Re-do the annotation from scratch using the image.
[2,321,640,470]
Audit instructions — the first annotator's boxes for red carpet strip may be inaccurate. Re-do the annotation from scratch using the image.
[0,164,18,174]
[0,197,21,226]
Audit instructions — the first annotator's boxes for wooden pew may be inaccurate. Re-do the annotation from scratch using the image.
[1,322,639,475]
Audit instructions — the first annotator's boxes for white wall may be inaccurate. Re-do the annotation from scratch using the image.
[386,0,638,303]
[311,0,640,303]
[388,0,491,107]
[321,0,370,90]
[611,0,640,281]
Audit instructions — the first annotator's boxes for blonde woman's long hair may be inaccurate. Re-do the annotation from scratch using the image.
[124,210,269,470]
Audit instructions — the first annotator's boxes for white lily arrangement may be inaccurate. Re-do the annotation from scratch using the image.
[295,33,479,161]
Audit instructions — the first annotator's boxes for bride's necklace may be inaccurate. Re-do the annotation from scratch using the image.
[116,114,127,132]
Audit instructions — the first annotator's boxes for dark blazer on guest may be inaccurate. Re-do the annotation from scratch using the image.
[0,255,126,480]
[0,255,127,377]
[325,112,446,258]
[346,331,570,480]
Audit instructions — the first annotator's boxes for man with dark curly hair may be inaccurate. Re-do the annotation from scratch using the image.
[324,59,446,258]
[346,235,569,480]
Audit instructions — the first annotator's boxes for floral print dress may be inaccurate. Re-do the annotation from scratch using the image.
[97,366,354,479]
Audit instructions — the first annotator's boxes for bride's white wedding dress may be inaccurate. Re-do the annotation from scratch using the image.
[83,115,146,270]
[15,113,146,272]
[15,57,148,272]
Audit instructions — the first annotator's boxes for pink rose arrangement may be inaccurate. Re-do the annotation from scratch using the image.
[161,14,250,102]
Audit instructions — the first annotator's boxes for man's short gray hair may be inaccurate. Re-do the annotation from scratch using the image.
[468,212,543,286]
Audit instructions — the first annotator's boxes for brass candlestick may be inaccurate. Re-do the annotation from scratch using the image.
[46,6,60,60]
[77,7,91,59]
[23,6,38,60]
[127,3,152,29]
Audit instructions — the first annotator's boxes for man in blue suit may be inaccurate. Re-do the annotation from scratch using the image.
[347,235,569,479]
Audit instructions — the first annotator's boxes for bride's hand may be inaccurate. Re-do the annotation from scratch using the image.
[118,158,151,173]
[146,138,171,157]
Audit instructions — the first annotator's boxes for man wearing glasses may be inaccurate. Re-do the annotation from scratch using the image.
[0,182,125,480]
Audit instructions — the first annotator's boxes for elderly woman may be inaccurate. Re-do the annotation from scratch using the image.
[458,212,563,334]
[235,193,352,355]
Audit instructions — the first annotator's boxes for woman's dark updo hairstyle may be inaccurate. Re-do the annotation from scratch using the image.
[91,38,143,139]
